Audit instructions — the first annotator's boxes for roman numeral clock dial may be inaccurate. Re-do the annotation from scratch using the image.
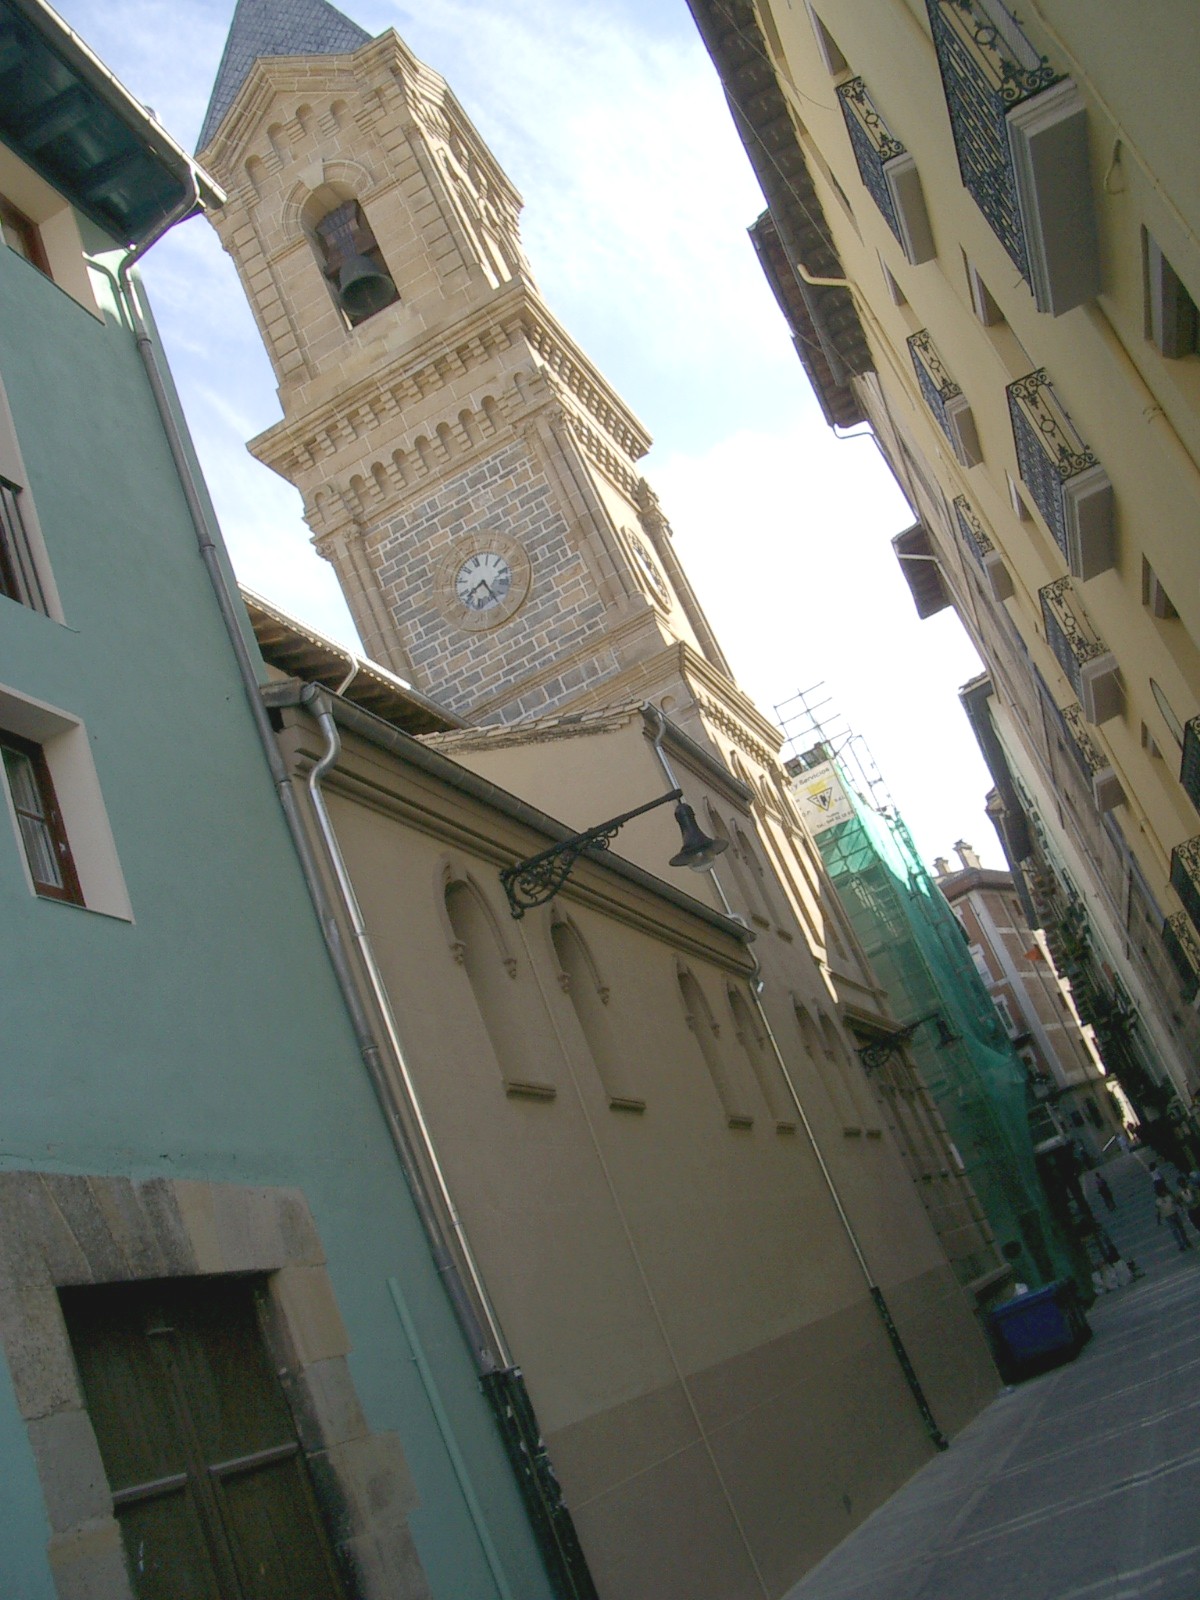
[436,534,531,631]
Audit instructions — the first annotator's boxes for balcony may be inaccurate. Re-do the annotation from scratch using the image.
[952,495,1012,599]
[1060,703,1124,813]
[926,0,1100,314]
[1008,370,1114,580]
[909,332,981,467]
[836,79,935,265]
[1181,718,1200,816]
[1163,911,1200,1003]
[1039,578,1120,724]
[1170,837,1200,941]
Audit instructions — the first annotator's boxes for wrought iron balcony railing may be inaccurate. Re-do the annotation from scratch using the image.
[952,495,1012,599]
[1008,370,1113,580]
[908,331,981,467]
[1181,718,1200,816]
[1163,911,1200,1003]
[836,79,935,265]
[926,0,1100,315]
[1039,577,1120,724]
[1060,703,1124,812]
[1170,836,1200,941]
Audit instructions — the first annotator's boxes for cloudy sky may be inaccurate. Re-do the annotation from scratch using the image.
[60,0,1001,868]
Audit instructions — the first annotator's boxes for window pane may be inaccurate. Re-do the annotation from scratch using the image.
[3,748,63,887]
[16,809,64,888]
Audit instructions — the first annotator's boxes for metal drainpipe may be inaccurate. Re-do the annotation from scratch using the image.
[300,699,603,1598]
[645,704,948,1450]
[110,183,505,1373]
[112,207,534,1393]
[301,688,509,1368]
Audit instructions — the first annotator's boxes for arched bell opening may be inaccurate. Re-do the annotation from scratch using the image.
[304,187,398,329]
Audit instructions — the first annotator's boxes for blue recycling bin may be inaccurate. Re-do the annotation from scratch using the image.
[987,1281,1091,1381]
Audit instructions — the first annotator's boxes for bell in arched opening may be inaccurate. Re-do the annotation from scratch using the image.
[314,199,398,327]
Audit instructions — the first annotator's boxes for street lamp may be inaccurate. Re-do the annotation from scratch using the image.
[500,788,727,918]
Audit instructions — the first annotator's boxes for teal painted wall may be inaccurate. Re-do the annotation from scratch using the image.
[0,226,551,1600]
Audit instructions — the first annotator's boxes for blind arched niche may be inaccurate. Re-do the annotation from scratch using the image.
[677,967,753,1128]
[443,871,555,1100]
[728,988,795,1131]
[551,916,644,1112]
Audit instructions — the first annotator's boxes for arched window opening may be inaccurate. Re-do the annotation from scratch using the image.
[794,1002,858,1130]
[728,989,794,1130]
[445,877,554,1100]
[551,919,643,1112]
[312,198,398,328]
[677,970,753,1128]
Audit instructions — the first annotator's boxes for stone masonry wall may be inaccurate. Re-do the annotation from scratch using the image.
[370,436,623,720]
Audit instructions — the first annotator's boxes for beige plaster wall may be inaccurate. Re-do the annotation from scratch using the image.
[279,709,998,1595]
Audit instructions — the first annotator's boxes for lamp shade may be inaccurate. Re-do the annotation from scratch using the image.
[669,802,728,872]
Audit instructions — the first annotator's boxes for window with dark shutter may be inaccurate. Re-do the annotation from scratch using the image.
[1,733,82,903]
[0,194,51,277]
[0,474,50,613]
[59,1276,345,1600]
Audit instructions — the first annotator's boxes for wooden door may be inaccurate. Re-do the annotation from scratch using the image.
[61,1276,345,1600]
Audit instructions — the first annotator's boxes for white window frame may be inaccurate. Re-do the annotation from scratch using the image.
[0,681,131,920]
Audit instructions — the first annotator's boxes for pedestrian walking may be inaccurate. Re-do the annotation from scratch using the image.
[1094,1173,1116,1212]
[1179,1174,1200,1236]
[1155,1187,1192,1252]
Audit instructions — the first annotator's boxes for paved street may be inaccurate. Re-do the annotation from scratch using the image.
[785,1155,1200,1600]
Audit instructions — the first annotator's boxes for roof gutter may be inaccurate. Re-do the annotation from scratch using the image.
[265,680,755,946]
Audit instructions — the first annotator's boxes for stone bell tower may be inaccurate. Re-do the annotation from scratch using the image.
[197,0,734,728]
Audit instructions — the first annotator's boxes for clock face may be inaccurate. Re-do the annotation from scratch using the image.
[455,550,512,612]
[629,532,670,609]
[437,535,531,631]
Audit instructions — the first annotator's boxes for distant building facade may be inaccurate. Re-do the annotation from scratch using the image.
[686,0,1200,1140]
[790,754,1078,1297]
[933,844,1121,1159]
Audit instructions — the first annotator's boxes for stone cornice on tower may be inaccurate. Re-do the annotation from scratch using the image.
[248,279,654,536]
[201,29,520,227]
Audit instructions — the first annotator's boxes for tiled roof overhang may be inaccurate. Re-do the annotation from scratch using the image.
[242,587,463,736]
[686,0,871,428]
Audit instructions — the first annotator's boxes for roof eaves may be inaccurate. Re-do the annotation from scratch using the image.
[3,0,224,229]
[265,679,756,948]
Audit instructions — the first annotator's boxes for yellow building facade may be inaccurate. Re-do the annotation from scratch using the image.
[689,0,1200,1116]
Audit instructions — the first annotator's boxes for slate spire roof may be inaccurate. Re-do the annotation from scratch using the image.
[198,0,371,151]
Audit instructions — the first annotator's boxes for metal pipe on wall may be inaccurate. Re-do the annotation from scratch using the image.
[645,703,948,1450]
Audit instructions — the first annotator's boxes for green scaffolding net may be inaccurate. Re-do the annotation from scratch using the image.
[801,757,1076,1290]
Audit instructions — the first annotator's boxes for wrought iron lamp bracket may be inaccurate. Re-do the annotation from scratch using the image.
[500,789,682,919]
[857,1010,958,1071]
